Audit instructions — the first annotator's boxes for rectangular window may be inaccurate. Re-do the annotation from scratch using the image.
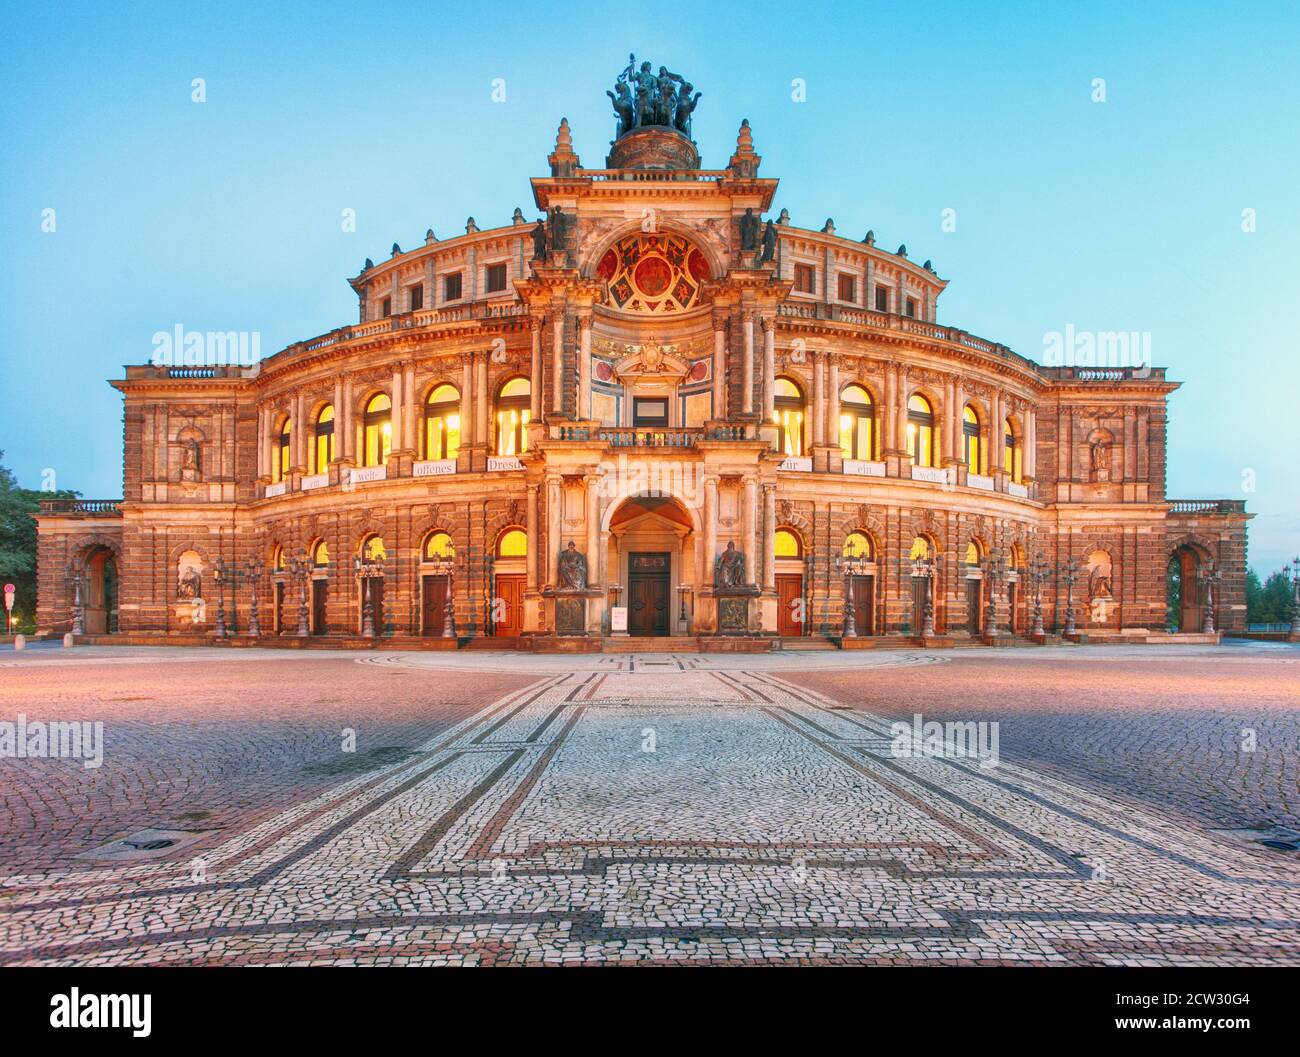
[633,398,668,427]
[874,286,889,312]
[905,296,918,318]
[793,264,816,294]
[381,297,392,318]
[485,262,507,293]
[443,272,463,301]
[408,284,424,311]
[837,273,856,302]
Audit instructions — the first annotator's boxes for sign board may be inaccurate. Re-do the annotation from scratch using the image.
[610,607,628,633]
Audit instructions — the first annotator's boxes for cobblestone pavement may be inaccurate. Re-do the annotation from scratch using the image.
[0,644,1297,965]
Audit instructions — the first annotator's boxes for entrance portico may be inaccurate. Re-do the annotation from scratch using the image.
[605,494,697,636]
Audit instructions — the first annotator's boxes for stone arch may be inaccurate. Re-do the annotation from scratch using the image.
[582,218,725,285]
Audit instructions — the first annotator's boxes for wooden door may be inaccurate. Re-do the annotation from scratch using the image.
[494,574,525,637]
[966,578,982,635]
[274,582,285,634]
[367,579,386,635]
[776,573,804,636]
[912,577,929,634]
[628,555,670,636]
[851,575,874,635]
[311,579,327,635]
[421,575,447,636]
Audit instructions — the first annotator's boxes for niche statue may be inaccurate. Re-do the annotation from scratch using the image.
[715,541,745,589]
[558,540,588,591]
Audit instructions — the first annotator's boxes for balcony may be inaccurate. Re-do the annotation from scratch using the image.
[38,499,122,516]
[1168,499,1247,515]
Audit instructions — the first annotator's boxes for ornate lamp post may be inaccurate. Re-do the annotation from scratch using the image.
[245,556,265,638]
[677,584,691,626]
[1059,556,1081,637]
[285,552,311,637]
[981,548,1007,638]
[899,553,936,639]
[213,558,229,638]
[353,551,385,639]
[1199,563,1222,634]
[1028,552,1049,637]
[836,553,873,638]
[70,562,85,636]
[1289,557,1300,639]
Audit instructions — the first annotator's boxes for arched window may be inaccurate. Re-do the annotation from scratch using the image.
[274,418,291,482]
[313,406,334,473]
[271,545,285,571]
[774,529,802,558]
[962,405,981,474]
[495,378,531,457]
[964,540,981,566]
[362,535,387,561]
[839,385,874,461]
[363,394,392,467]
[774,377,805,457]
[1003,418,1022,482]
[425,385,461,461]
[843,532,874,559]
[906,395,935,467]
[311,540,330,567]
[423,531,454,560]
[909,535,931,561]
[496,528,527,557]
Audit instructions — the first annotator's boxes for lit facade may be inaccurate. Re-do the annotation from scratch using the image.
[35,84,1250,647]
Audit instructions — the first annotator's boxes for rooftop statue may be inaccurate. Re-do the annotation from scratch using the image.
[608,54,701,138]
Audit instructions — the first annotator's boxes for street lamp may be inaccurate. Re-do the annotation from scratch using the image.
[70,562,85,636]
[427,544,457,639]
[1028,552,1050,637]
[353,551,385,638]
[981,548,1007,638]
[899,553,936,639]
[213,558,229,638]
[1058,556,1081,637]
[286,552,311,637]
[1290,557,1300,639]
[245,556,265,638]
[835,553,873,638]
[1199,563,1222,635]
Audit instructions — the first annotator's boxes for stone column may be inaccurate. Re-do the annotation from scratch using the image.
[551,312,564,415]
[529,318,542,420]
[763,484,776,592]
[475,351,489,451]
[460,358,474,448]
[547,475,563,588]
[703,477,717,587]
[742,310,755,415]
[762,314,775,421]
[390,367,404,462]
[332,378,344,462]
[827,356,841,453]
[812,351,825,447]
[293,391,306,471]
[526,482,539,591]
[577,311,592,420]
[742,477,757,587]
[991,390,1004,475]
[944,378,958,464]
[256,405,266,479]
[712,312,727,418]
[341,375,355,461]
[585,476,600,585]
[403,363,416,452]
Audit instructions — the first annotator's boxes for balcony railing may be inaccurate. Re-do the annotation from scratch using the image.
[1169,499,1247,515]
[38,499,122,516]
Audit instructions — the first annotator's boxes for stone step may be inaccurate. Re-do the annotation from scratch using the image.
[603,636,699,653]
[780,637,838,650]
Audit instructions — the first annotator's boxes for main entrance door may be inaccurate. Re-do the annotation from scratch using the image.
[311,579,328,634]
[628,552,670,636]
[966,578,982,635]
[494,574,525,637]
[850,574,874,635]
[776,573,804,636]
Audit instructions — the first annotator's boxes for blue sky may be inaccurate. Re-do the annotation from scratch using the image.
[1,1,1296,572]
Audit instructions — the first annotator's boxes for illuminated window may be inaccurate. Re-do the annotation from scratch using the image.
[425,384,461,460]
[774,377,805,457]
[909,536,931,561]
[314,405,334,473]
[496,529,527,558]
[423,531,454,560]
[839,384,874,461]
[1003,418,1022,482]
[495,378,531,457]
[274,418,291,482]
[774,529,802,558]
[312,540,330,567]
[363,394,391,467]
[965,541,981,566]
[272,545,285,570]
[843,532,873,559]
[963,405,981,474]
[906,395,935,467]
[362,535,386,561]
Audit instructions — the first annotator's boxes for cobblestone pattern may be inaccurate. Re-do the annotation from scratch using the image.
[1,649,1297,965]
[784,649,1300,831]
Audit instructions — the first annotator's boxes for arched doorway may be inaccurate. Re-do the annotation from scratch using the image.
[774,528,805,636]
[492,528,527,637]
[80,546,118,634]
[606,495,695,637]
[1167,545,1205,631]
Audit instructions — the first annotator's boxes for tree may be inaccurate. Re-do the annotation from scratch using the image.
[1245,568,1264,624]
[0,451,79,631]
[1246,566,1295,625]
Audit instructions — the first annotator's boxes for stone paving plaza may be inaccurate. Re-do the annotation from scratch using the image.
[1,642,1298,965]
